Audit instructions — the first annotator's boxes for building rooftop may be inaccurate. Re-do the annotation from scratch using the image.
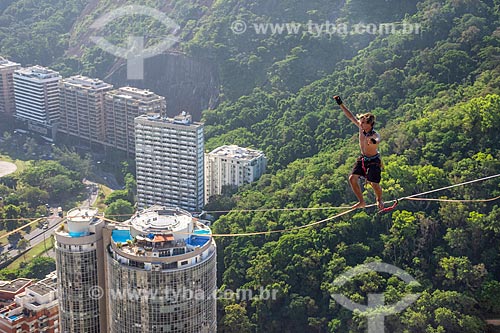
[0,303,22,323]
[119,86,155,96]
[0,279,32,294]
[27,272,57,297]
[110,206,213,261]
[66,207,99,221]
[130,206,193,235]
[136,111,203,127]
[111,228,211,260]
[108,86,164,100]
[209,145,265,160]
[0,57,20,70]
[0,272,58,324]
[62,75,113,90]
[14,65,60,80]
[57,207,101,237]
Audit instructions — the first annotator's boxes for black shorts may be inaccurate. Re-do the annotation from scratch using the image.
[351,155,382,183]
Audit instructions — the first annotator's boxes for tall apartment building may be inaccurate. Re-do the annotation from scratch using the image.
[135,112,204,212]
[13,66,61,136]
[54,208,107,333]
[205,145,267,203]
[104,86,166,154]
[54,205,217,332]
[0,272,59,333]
[106,206,217,333]
[0,57,20,115]
[59,75,113,144]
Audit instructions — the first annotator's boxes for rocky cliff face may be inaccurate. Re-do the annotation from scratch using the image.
[105,53,219,121]
[65,0,219,121]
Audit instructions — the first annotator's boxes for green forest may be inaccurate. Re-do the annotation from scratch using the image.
[1,0,500,332]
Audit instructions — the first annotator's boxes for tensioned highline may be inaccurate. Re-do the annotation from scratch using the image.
[0,173,498,239]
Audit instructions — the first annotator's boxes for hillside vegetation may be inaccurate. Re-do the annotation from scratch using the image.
[193,0,500,331]
[1,0,500,332]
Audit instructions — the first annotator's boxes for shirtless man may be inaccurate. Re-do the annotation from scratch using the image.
[334,96,384,210]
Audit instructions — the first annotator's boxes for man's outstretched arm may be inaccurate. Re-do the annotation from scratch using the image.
[333,96,359,128]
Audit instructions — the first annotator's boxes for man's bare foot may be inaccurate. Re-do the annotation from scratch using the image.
[377,201,384,211]
[351,201,366,209]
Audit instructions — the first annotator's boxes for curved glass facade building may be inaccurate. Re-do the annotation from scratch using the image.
[106,206,217,333]
[55,208,107,333]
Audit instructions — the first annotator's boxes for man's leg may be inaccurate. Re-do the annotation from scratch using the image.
[370,182,384,210]
[349,174,366,208]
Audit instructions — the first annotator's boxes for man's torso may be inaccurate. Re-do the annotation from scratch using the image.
[359,130,379,157]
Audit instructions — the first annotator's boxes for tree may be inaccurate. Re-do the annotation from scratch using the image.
[0,268,19,280]
[45,174,78,201]
[17,238,29,251]
[401,290,486,333]
[204,194,236,213]
[7,231,22,247]
[20,161,65,187]
[23,137,37,156]
[105,199,134,222]
[382,210,419,264]
[3,191,19,205]
[18,186,49,209]
[4,204,21,231]
[478,280,500,314]
[124,173,136,203]
[52,147,92,179]
[104,190,131,205]
[220,303,253,333]
[17,238,30,260]
[20,257,55,279]
[437,256,487,292]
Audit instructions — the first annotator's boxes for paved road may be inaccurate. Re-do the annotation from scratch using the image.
[1,180,101,261]
[26,215,62,248]
[93,167,121,190]
[82,180,100,209]
[31,181,101,245]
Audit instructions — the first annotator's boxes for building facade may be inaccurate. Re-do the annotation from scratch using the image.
[135,112,204,212]
[59,75,113,144]
[104,86,166,154]
[13,66,61,136]
[0,57,20,115]
[0,272,59,333]
[106,206,217,333]
[54,208,107,333]
[205,145,267,203]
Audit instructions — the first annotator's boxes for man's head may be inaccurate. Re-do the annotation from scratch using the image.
[357,113,376,131]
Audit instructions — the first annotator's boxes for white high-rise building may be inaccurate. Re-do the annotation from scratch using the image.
[0,57,20,115]
[13,66,61,136]
[135,112,204,212]
[59,75,113,144]
[205,145,267,203]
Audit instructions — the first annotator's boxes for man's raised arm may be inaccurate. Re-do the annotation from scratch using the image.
[333,96,359,128]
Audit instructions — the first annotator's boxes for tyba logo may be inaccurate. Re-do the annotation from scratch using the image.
[90,5,180,80]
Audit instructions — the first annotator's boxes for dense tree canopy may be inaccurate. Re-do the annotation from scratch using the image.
[1,0,499,331]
